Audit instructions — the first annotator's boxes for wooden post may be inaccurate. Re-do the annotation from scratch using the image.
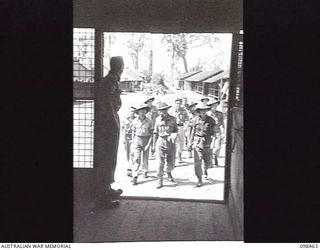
[223,33,241,202]
[94,29,104,84]
[219,79,223,100]
[203,82,208,96]
[93,29,104,169]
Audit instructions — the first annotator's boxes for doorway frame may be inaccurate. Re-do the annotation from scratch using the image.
[86,28,243,204]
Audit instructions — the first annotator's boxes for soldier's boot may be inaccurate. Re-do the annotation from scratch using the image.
[178,152,183,163]
[127,169,132,177]
[156,178,163,189]
[212,155,218,168]
[167,172,174,182]
[214,155,218,166]
[196,177,203,187]
[143,171,148,178]
[132,176,138,185]
[204,169,208,180]
[107,188,123,199]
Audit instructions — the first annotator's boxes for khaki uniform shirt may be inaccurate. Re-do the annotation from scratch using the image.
[207,110,224,134]
[132,117,154,137]
[192,115,215,149]
[122,115,135,139]
[95,72,122,127]
[186,111,197,128]
[171,107,189,126]
[146,105,158,127]
[192,115,216,138]
[154,115,178,137]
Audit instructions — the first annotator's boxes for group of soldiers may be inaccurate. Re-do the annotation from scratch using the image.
[121,96,225,188]
[94,56,226,208]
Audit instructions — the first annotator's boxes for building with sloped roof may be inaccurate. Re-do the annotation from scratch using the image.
[104,67,143,92]
[203,70,230,100]
[120,68,143,92]
[73,59,94,83]
[184,69,223,95]
[175,70,202,90]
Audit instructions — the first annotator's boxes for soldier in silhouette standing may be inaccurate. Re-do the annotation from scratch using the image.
[94,56,124,208]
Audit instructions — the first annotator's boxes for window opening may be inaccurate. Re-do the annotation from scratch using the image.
[73,28,95,168]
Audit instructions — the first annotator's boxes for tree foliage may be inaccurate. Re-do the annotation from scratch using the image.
[126,33,147,69]
[162,33,219,73]
[73,29,95,70]
[103,33,116,62]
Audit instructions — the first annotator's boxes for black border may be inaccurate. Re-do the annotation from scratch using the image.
[1,0,73,242]
[244,0,320,242]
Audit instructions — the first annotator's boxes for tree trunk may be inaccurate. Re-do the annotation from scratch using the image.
[135,51,139,69]
[182,55,188,73]
[171,51,175,71]
[149,49,153,75]
[171,51,175,82]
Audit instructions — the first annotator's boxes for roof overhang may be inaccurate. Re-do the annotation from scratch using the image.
[74,0,243,33]
[203,71,229,83]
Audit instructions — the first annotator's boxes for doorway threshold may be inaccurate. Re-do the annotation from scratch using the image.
[119,196,225,204]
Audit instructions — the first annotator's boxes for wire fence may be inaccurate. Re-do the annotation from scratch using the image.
[73,28,95,168]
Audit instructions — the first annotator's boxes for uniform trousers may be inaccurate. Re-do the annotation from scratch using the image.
[212,132,222,157]
[124,135,134,168]
[193,136,212,180]
[156,137,176,178]
[132,136,150,178]
[176,125,185,154]
[94,115,120,200]
[124,136,131,162]
[185,125,193,155]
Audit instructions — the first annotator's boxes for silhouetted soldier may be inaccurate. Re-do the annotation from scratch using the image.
[94,56,124,208]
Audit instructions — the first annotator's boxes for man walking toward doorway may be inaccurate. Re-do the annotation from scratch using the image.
[200,97,210,106]
[185,101,198,158]
[170,98,189,163]
[153,102,178,189]
[94,56,124,208]
[144,97,158,124]
[207,99,225,167]
[122,106,137,177]
[144,97,158,156]
[190,103,216,187]
[131,104,154,185]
